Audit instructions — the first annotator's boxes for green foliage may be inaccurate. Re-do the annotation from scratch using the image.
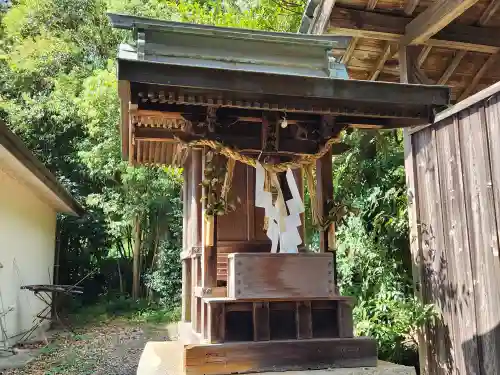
[329,129,436,365]
[145,240,183,307]
[107,0,304,31]
[1,0,306,306]
[70,296,181,326]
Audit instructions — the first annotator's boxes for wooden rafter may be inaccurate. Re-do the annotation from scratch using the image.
[366,0,378,10]
[370,42,392,81]
[437,50,466,85]
[401,0,481,45]
[328,7,500,54]
[459,52,499,101]
[399,45,433,85]
[341,37,358,64]
[309,0,337,34]
[479,0,500,25]
[404,0,420,15]
[417,46,432,68]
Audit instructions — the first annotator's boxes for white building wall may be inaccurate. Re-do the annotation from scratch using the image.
[0,167,57,343]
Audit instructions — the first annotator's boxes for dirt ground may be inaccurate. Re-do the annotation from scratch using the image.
[2,320,174,375]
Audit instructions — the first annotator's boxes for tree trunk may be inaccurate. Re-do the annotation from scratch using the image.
[147,217,161,301]
[117,257,124,294]
[132,214,141,299]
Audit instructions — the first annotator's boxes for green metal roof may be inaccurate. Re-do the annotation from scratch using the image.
[108,13,350,79]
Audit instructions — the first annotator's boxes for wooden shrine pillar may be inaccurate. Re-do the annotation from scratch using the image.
[316,149,336,282]
[192,148,203,248]
[181,168,191,322]
[187,148,203,332]
[201,149,218,288]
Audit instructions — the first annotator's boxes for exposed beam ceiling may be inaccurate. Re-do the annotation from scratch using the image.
[479,0,500,26]
[417,46,432,68]
[404,0,420,15]
[437,50,466,85]
[341,37,358,64]
[401,0,480,45]
[459,52,499,100]
[370,42,392,81]
[328,7,500,54]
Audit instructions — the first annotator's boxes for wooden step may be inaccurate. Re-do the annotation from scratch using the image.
[184,337,378,375]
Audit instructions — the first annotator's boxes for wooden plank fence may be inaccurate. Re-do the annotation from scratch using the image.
[406,82,500,375]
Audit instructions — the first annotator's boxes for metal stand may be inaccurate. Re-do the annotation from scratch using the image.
[0,306,15,355]
[19,285,83,343]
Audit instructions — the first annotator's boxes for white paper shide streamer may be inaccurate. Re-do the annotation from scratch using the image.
[255,162,304,253]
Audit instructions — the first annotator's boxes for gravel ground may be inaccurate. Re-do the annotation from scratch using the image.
[2,320,173,375]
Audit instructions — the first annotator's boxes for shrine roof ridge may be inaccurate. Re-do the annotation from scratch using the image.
[107,13,350,48]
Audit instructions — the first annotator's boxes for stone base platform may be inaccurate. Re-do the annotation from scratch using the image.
[136,341,416,375]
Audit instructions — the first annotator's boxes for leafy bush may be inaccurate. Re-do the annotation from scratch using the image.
[144,240,182,308]
[337,215,436,365]
[330,130,437,366]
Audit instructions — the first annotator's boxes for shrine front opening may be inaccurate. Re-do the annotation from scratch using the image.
[109,13,450,375]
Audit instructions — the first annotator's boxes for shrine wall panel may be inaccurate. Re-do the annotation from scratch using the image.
[407,87,500,375]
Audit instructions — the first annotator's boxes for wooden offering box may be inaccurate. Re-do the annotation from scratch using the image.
[227,253,335,299]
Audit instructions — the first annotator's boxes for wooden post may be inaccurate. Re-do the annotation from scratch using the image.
[208,302,225,343]
[192,149,203,248]
[191,256,199,331]
[292,168,305,244]
[201,149,218,288]
[182,166,188,254]
[253,302,270,341]
[400,44,428,375]
[182,258,192,322]
[186,149,203,331]
[203,230,218,286]
[181,162,190,321]
[296,301,312,339]
[247,165,256,241]
[337,301,354,338]
[316,149,336,283]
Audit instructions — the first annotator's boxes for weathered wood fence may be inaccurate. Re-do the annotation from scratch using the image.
[405,82,500,375]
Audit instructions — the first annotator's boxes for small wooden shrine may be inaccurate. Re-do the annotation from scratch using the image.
[109,13,450,375]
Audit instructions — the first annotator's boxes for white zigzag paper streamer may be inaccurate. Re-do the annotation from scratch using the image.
[255,162,304,253]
